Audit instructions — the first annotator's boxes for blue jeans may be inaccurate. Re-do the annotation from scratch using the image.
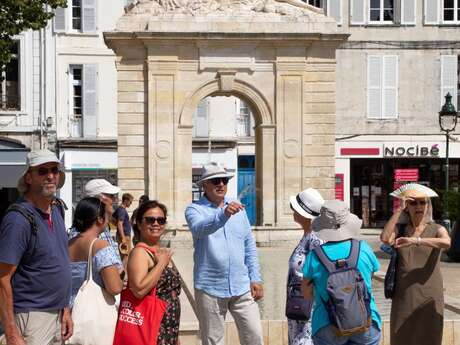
[312,322,381,345]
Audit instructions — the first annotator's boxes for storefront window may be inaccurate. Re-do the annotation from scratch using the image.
[350,158,459,227]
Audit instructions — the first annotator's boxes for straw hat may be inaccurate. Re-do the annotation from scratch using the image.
[17,149,65,194]
[289,188,324,219]
[196,162,234,187]
[390,183,438,199]
[312,200,363,242]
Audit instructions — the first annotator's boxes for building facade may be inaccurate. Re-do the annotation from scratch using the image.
[53,0,125,225]
[327,0,460,227]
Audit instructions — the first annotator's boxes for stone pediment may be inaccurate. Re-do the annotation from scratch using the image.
[116,0,338,33]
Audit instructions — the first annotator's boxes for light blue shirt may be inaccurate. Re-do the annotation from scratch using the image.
[185,195,262,298]
[303,240,381,335]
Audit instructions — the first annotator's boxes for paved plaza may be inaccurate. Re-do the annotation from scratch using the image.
[174,230,460,323]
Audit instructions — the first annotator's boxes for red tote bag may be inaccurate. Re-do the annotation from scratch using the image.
[113,245,168,345]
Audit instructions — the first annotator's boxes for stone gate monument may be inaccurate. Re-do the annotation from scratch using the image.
[104,0,348,234]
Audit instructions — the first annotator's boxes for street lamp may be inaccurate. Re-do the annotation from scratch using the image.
[439,92,458,232]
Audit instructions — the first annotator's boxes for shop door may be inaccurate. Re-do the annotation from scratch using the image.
[238,155,256,225]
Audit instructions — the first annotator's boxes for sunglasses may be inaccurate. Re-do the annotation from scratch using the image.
[34,166,59,176]
[209,177,229,186]
[143,216,167,225]
[408,200,427,207]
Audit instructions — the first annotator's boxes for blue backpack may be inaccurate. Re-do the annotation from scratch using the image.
[313,239,372,337]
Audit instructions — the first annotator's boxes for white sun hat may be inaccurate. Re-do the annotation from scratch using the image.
[390,183,438,199]
[312,200,363,242]
[290,188,324,219]
[17,149,65,194]
[196,162,234,187]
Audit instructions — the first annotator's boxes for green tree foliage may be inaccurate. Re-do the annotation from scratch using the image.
[0,0,67,69]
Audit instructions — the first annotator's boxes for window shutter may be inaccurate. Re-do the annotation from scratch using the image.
[424,0,439,25]
[350,0,366,25]
[53,7,67,32]
[441,55,458,109]
[383,56,399,118]
[367,56,382,119]
[82,0,97,32]
[83,64,97,137]
[401,0,416,24]
[327,0,342,24]
[194,99,209,137]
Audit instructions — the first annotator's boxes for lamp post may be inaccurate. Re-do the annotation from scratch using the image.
[439,93,458,232]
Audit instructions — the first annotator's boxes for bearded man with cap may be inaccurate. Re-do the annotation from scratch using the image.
[185,162,264,345]
[0,149,73,345]
[68,179,123,273]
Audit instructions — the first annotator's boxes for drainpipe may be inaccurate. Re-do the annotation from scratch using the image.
[39,28,45,149]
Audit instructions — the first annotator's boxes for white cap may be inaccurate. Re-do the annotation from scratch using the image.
[84,179,120,197]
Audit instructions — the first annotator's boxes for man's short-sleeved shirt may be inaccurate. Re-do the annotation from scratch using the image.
[0,199,71,313]
[303,240,381,335]
[113,206,132,236]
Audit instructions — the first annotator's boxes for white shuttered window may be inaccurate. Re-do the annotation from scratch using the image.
[367,55,399,119]
[82,0,97,32]
[53,7,67,32]
[82,64,98,137]
[424,0,440,24]
[441,55,459,109]
[401,0,416,24]
[351,0,366,24]
[54,0,96,33]
[327,0,342,24]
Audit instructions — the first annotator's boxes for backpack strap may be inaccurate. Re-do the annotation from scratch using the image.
[4,203,40,262]
[313,245,337,274]
[52,197,67,221]
[344,239,361,269]
[314,239,361,273]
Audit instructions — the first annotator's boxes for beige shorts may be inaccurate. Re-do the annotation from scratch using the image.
[14,310,62,345]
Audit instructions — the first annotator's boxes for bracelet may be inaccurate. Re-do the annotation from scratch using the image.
[416,237,421,246]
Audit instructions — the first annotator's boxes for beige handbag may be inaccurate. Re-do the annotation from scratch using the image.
[68,239,118,345]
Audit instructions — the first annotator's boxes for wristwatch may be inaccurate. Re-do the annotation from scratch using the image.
[416,237,421,246]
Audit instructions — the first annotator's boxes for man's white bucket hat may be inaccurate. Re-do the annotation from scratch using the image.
[290,188,325,219]
[312,200,363,242]
[196,162,234,187]
[84,179,120,197]
[17,149,65,194]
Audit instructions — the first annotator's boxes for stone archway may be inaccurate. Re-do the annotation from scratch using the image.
[104,2,349,231]
[176,78,275,227]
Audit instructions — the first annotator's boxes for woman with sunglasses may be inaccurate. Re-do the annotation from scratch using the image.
[381,183,450,345]
[68,197,124,308]
[127,200,181,345]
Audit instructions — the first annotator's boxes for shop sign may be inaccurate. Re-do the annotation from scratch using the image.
[335,174,344,201]
[383,144,440,157]
[394,169,419,182]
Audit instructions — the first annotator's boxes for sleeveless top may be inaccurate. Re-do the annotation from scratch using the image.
[390,223,444,345]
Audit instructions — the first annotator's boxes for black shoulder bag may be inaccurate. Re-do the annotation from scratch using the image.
[285,283,313,321]
[384,224,405,299]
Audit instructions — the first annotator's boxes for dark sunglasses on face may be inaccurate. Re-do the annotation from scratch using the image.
[210,177,229,186]
[35,166,59,176]
[143,216,167,225]
[408,200,427,207]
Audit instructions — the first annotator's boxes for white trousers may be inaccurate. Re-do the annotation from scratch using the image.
[195,289,263,345]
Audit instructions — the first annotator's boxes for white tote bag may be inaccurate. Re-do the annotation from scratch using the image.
[68,239,118,345]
